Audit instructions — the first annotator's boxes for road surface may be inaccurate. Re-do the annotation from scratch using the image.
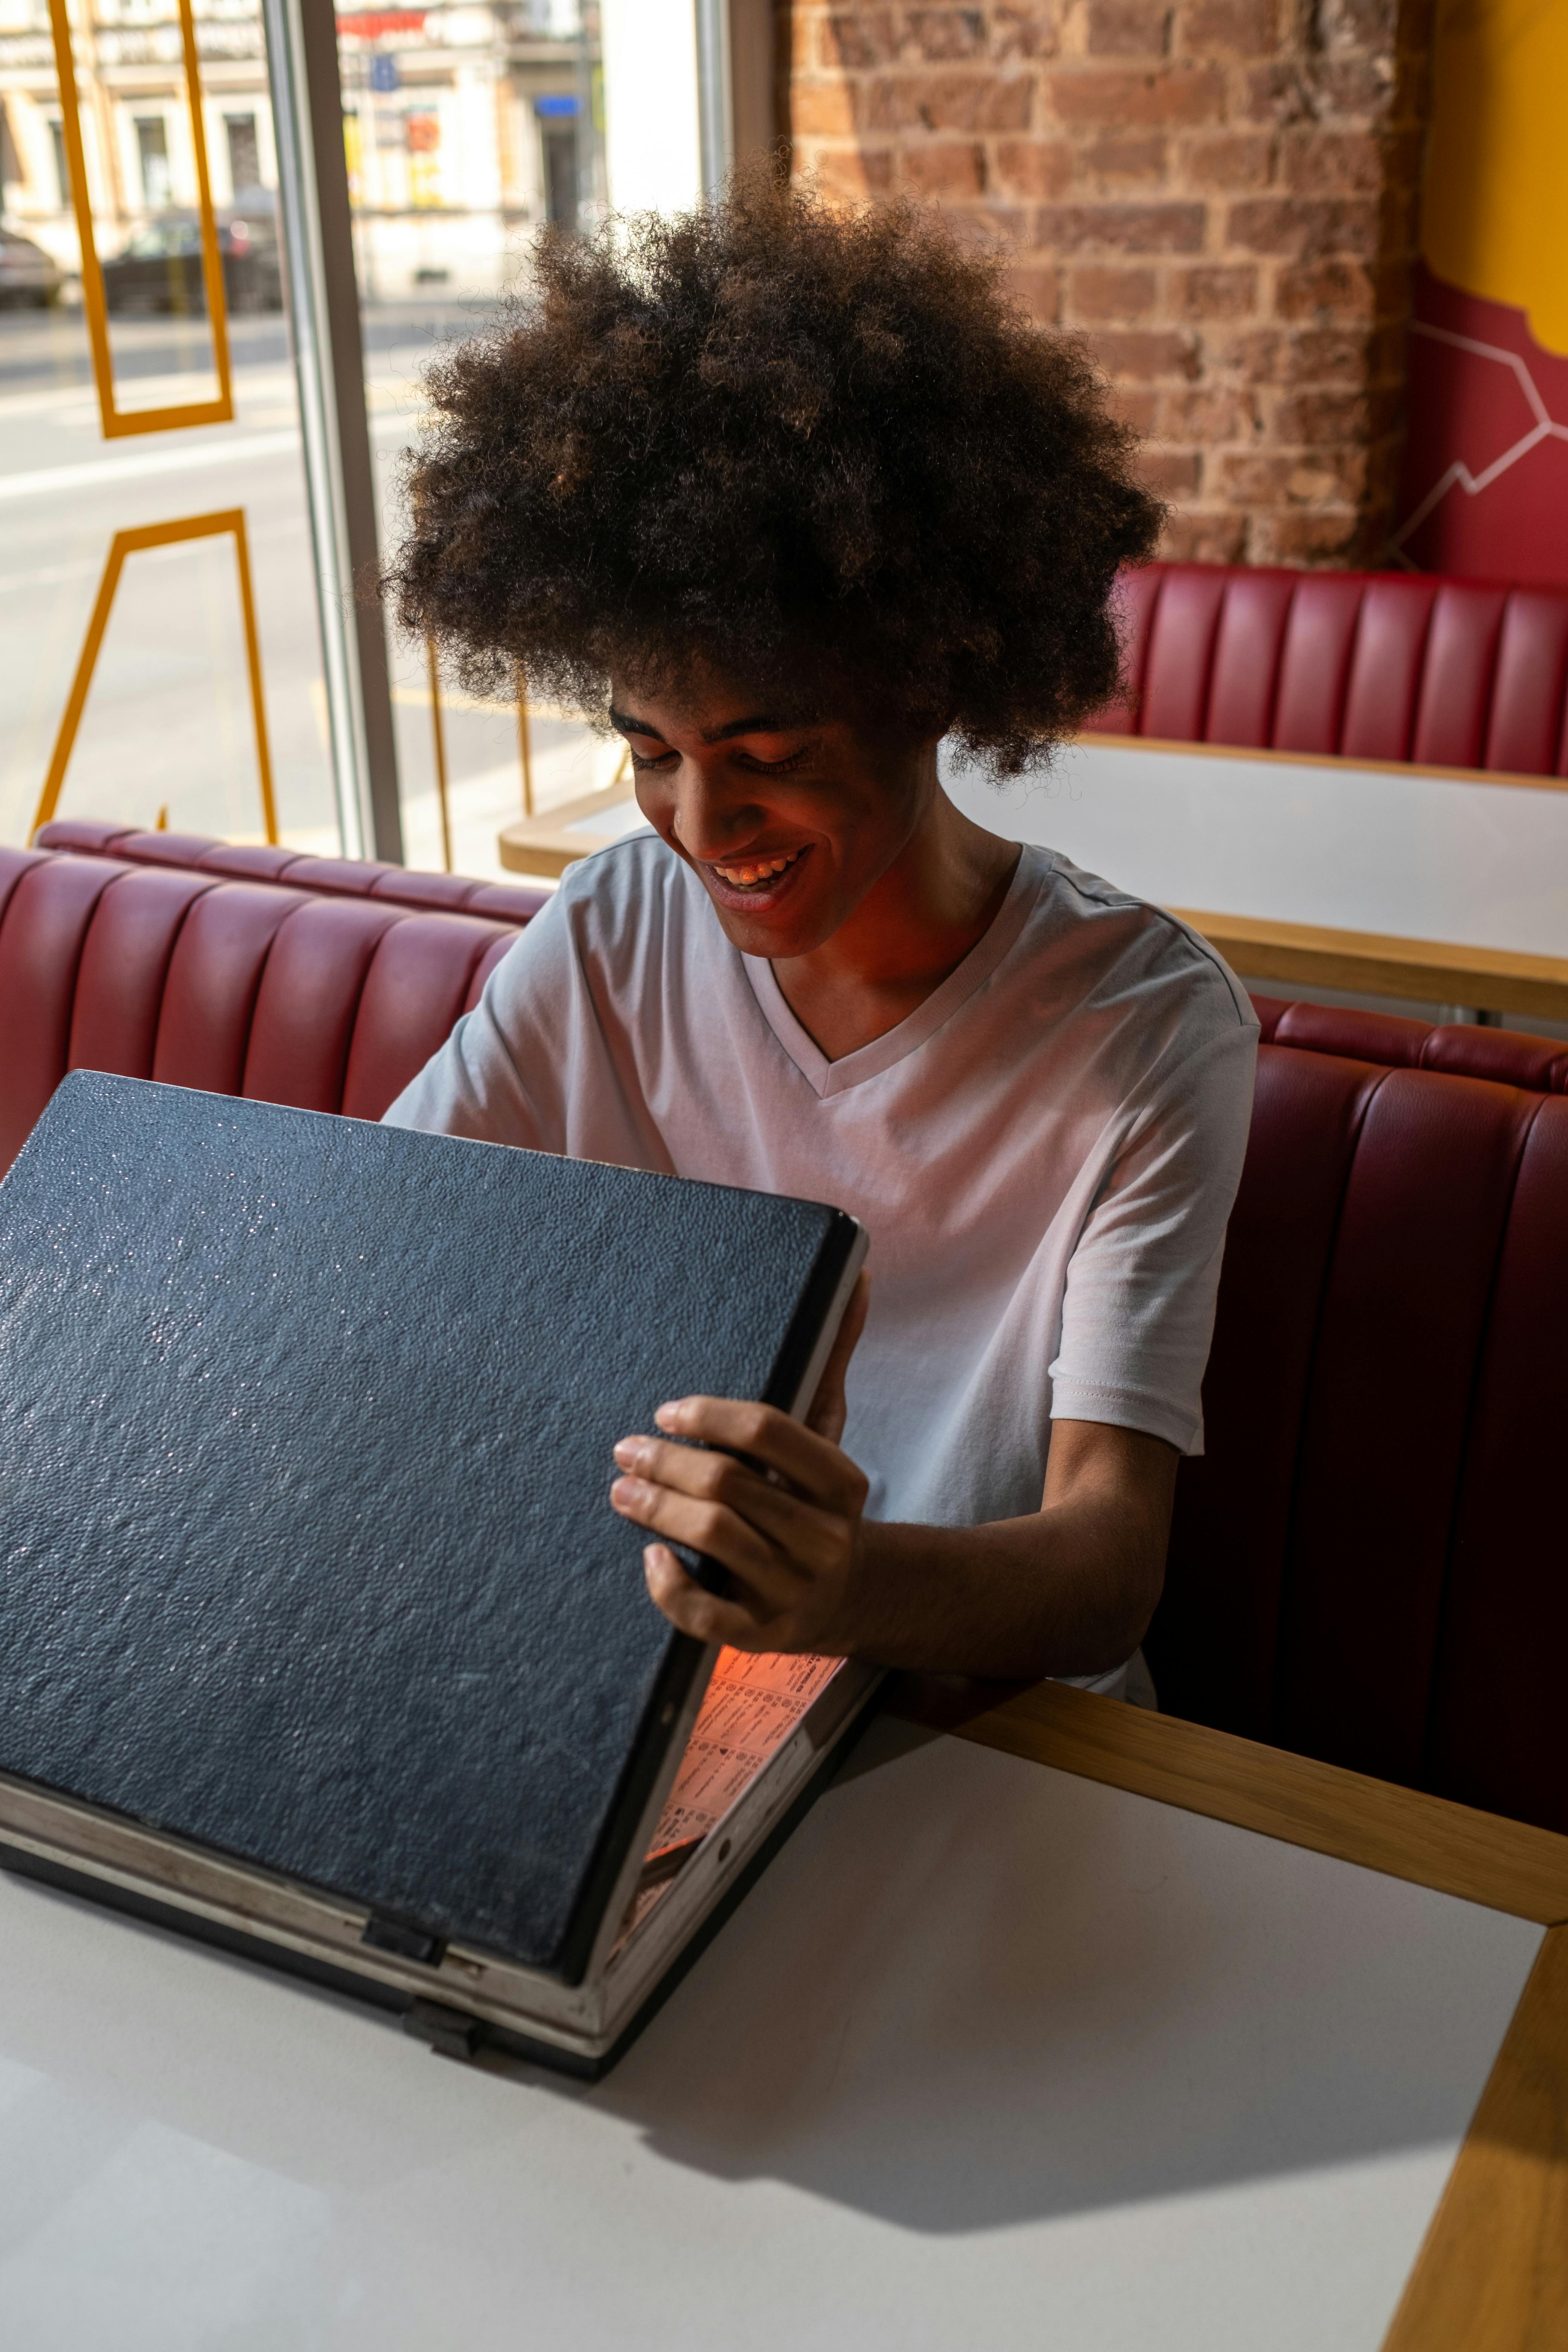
[0,300,616,875]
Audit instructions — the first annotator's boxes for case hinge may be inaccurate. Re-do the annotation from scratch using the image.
[361,1913,447,1966]
[402,1998,484,2061]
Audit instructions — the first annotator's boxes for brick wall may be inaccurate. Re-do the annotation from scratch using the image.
[780,0,1433,565]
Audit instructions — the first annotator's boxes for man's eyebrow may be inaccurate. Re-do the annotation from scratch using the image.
[608,707,806,745]
[701,713,800,743]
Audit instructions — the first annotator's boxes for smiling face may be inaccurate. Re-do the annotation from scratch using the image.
[611,675,943,959]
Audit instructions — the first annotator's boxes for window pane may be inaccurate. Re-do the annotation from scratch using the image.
[0,0,337,854]
[340,0,623,880]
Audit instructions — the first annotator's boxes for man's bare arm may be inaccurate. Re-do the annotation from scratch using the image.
[611,1370,1178,1683]
[839,1421,1177,1678]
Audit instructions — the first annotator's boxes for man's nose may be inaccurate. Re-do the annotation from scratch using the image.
[667,763,763,859]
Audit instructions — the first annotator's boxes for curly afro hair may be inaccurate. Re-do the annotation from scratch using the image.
[389,169,1161,773]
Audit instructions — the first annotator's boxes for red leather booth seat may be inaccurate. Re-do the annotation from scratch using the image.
[1154,994,1568,1835]
[0,828,548,1176]
[1089,562,1568,774]
[3,835,1565,1834]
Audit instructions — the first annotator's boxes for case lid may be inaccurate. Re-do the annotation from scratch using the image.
[0,1075,858,1983]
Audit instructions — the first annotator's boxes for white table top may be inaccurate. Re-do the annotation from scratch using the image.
[941,738,1568,960]
[0,1718,1537,2350]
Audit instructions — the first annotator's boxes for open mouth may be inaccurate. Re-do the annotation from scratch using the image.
[707,846,806,892]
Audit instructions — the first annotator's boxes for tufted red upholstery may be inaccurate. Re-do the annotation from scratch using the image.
[1090,562,1568,775]
[3,838,1565,1834]
[1155,991,1568,1833]
[32,819,550,925]
[0,842,541,1177]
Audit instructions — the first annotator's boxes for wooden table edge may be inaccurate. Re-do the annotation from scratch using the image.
[1170,906,1568,1020]
[885,1676,1568,1923]
[1380,1922,1568,2351]
[882,1679,1568,2350]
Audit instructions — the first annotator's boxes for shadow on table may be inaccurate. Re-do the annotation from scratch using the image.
[576,1712,1536,2234]
[0,1708,1535,2242]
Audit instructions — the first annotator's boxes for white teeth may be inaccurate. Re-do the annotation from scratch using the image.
[712,849,801,888]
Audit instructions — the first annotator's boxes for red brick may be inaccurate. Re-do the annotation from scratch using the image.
[949,202,1030,246]
[1159,383,1260,439]
[906,7,990,60]
[1216,451,1302,501]
[1219,448,1369,504]
[1067,263,1159,317]
[1273,387,1378,445]
[786,0,1424,572]
[900,141,988,197]
[1272,259,1380,319]
[812,146,896,200]
[1160,511,1249,560]
[1281,130,1386,196]
[1218,325,1372,382]
[1321,0,1404,52]
[1005,262,1063,320]
[993,5,1060,60]
[1080,133,1171,184]
[1239,62,1316,127]
[1049,64,1227,126]
[866,73,1034,132]
[1108,386,1159,432]
[1084,326,1201,378]
[822,10,897,69]
[1181,132,1273,190]
[1086,0,1173,55]
[1177,0,1280,54]
[1168,262,1260,318]
[1035,201,1207,251]
[1138,447,1203,495]
[1252,510,1364,563]
[784,8,824,69]
[1279,383,1401,442]
[994,138,1074,197]
[790,80,860,136]
[1315,54,1399,114]
[1227,196,1380,260]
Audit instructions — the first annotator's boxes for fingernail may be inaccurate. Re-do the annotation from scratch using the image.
[611,1477,646,1509]
[612,1438,641,1467]
[654,1400,684,1431]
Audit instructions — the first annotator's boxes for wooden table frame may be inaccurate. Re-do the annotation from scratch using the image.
[1084,731,1568,1019]
[889,1677,1567,2351]
[498,776,642,879]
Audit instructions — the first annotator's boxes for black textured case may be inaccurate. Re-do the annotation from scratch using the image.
[0,1074,859,1984]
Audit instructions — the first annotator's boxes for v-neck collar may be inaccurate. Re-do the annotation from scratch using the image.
[740,847,1043,1100]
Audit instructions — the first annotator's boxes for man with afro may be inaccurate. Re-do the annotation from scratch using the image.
[386,171,1259,1695]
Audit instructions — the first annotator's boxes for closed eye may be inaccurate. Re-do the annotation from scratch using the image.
[736,747,809,776]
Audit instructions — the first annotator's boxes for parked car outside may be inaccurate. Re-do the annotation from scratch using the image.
[101,199,283,316]
[0,228,63,308]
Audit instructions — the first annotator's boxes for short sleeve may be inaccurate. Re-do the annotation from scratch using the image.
[381,843,681,1177]
[382,890,574,1150]
[1048,1012,1258,1455]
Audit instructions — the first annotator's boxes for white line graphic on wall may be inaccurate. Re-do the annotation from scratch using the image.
[1393,323,1568,553]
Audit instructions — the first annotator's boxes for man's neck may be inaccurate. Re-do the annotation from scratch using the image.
[770,791,1020,1063]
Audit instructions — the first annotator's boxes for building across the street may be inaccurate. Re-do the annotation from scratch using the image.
[0,0,603,304]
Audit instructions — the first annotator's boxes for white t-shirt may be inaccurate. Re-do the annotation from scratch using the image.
[386,836,1258,1550]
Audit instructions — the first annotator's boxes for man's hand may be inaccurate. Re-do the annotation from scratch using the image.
[609,1271,871,1652]
[610,1260,1180,1678]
